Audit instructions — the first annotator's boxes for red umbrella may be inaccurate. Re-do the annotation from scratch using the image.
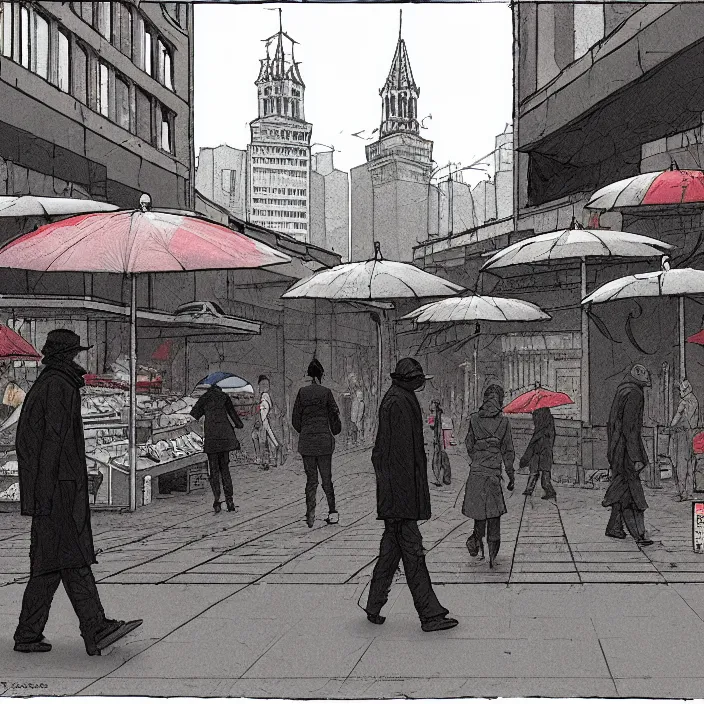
[503,388,574,414]
[687,330,704,346]
[0,194,291,511]
[694,431,704,455]
[152,339,173,362]
[0,325,40,361]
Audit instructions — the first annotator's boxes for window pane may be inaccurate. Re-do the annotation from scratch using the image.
[58,31,69,92]
[97,2,111,40]
[119,3,132,57]
[1,3,10,58]
[144,30,152,75]
[33,13,49,79]
[73,44,87,103]
[20,6,29,68]
[159,41,172,90]
[161,110,171,153]
[80,1,93,25]
[115,76,129,129]
[135,88,151,142]
[98,61,109,116]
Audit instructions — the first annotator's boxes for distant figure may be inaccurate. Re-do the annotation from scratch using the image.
[463,384,515,568]
[521,408,557,500]
[430,400,451,486]
[190,384,243,513]
[603,364,654,547]
[291,359,342,528]
[366,358,458,633]
[670,379,699,501]
[350,388,365,445]
[14,329,141,656]
[258,375,284,469]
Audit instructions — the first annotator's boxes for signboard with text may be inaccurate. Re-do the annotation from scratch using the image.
[693,503,704,553]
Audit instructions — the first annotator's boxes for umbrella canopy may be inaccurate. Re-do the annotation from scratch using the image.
[151,339,173,362]
[586,168,704,211]
[0,325,40,361]
[481,224,672,271]
[401,294,551,324]
[0,195,119,218]
[503,388,574,414]
[282,242,463,301]
[687,330,704,346]
[195,373,253,394]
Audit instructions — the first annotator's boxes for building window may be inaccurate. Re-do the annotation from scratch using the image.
[574,3,605,60]
[390,95,396,116]
[20,5,29,69]
[158,39,172,90]
[96,1,111,41]
[160,105,173,153]
[57,30,70,92]
[115,2,132,58]
[136,88,151,142]
[115,75,130,129]
[32,11,49,80]
[97,61,109,116]
[1,3,11,59]
[73,42,88,103]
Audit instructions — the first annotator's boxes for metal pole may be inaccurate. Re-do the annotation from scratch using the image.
[579,257,588,488]
[679,296,686,380]
[376,315,383,403]
[473,342,478,408]
[129,273,137,512]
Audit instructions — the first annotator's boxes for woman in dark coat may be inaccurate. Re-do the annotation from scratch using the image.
[292,359,342,527]
[463,384,515,568]
[521,407,557,499]
[190,384,243,513]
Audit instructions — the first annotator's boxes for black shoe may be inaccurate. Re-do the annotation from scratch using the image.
[87,619,143,656]
[226,500,236,512]
[637,538,654,547]
[421,616,459,632]
[466,532,481,557]
[366,612,385,625]
[606,531,627,539]
[541,493,557,500]
[522,490,533,496]
[213,501,222,514]
[14,639,51,653]
[306,510,315,528]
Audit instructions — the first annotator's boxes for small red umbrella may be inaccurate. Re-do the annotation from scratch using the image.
[152,339,173,362]
[694,431,704,455]
[503,388,574,414]
[687,330,704,346]
[0,325,40,361]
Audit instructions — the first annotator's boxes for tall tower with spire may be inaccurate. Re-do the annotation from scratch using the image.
[247,10,313,241]
[350,11,433,262]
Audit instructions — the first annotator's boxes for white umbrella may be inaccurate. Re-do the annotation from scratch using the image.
[0,196,118,217]
[582,258,704,379]
[401,294,551,324]
[481,220,672,425]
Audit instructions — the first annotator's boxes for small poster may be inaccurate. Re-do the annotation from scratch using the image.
[693,503,704,553]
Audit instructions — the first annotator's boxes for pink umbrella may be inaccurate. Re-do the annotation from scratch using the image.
[503,388,574,414]
[0,194,291,510]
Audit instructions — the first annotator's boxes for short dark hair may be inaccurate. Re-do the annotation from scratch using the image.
[307,358,324,382]
[258,375,269,384]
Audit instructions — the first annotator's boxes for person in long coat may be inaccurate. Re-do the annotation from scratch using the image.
[365,358,458,633]
[521,407,557,500]
[14,329,141,656]
[669,378,699,501]
[603,364,654,546]
[463,384,515,568]
[291,358,342,528]
[190,384,243,513]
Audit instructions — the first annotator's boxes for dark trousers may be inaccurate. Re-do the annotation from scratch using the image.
[366,519,448,623]
[207,451,233,503]
[474,517,501,542]
[607,502,645,540]
[15,566,106,644]
[303,454,335,514]
[525,470,556,497]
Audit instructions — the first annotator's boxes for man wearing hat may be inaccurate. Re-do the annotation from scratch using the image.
[13,329,141,655]
[670,378,699,501]
[365,358,458,632]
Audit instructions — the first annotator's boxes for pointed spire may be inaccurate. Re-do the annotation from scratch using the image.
[399,8,402,40]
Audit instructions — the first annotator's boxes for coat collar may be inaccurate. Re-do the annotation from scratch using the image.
[40,357,87,389]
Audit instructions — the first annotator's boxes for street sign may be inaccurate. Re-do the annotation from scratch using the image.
[693,502,704,553]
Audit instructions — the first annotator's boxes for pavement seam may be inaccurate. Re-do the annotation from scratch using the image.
[507,494,528,585]
[596,636,619,697]
[554,499,583,584]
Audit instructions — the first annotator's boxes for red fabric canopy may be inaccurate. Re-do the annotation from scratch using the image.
[687,330,704,345]
[152,340,173,362]
[503,388,574,414]
[0,325,40,361]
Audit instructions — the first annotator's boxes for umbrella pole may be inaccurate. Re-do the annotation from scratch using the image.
[129,273,137,512]
[679,296,686,380]
[579,257,589,488]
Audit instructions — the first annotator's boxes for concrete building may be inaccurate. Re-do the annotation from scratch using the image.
[310,150,349,260]
[195,145,246,219]
[350,14,433,262]
[246,16,312,242]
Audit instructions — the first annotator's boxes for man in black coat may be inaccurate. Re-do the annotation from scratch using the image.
[603,364,654,547]
[190,384,243,513]
[14,330,141,655]
[365,358,458,632]
[291,359,342,527]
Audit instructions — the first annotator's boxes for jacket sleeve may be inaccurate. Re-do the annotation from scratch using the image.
[464,419,475,457]
[190,395,205,421]
[520,433,538,468]
[328,390,342,436]
[34,381,71,515]
[501,419,516,480]
[225,396,244,429]
[623,391,647,464]
[372,399,393,472]
[291,391,302,434]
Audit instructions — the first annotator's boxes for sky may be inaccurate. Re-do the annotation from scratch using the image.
[194,2,513,187]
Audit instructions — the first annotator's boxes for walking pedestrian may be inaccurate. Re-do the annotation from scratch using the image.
[257,375,284,469]
[291,359,342,528]
[365,358,458,633]
[669,379,699,501]
[603,364,654,547]
[190,384,243,513]
[521,407,557,500]
[463,384,515,568]
[13,329,142,656]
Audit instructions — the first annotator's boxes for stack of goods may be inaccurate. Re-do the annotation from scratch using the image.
[0,457,18,501]
[140,431,204,463]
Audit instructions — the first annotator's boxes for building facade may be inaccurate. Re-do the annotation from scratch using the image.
[310,150,349,260]
[246,18,312,242]
[195,145,246,219]
[350,16,433,262]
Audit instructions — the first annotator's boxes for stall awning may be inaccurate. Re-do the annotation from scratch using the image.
[0,295,261,337]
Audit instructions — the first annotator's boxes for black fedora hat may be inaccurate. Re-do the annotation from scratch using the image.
[390,357,433,382]
[41,329,92,357]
